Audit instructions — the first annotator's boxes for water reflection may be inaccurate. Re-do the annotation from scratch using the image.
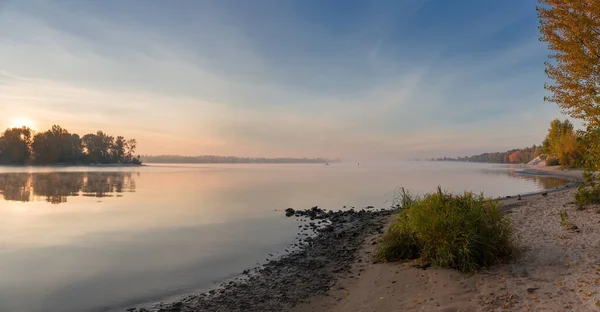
[509,172,566,190]
[0,163,575,312]
[0,172,136,203]
[478,168,567,190]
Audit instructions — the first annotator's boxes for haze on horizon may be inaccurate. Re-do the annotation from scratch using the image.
[0,0,574,161]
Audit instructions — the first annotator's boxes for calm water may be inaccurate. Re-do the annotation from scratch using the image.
[0,162,566,312]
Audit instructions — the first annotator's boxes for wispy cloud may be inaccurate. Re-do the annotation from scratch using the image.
[0,0,569,159]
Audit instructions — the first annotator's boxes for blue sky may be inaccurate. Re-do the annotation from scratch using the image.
[0,0,571,159]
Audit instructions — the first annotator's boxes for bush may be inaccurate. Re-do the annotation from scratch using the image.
[545,158,560,166]
[376,220,421,261]
[376,187,517,272]
[575,185,600,205]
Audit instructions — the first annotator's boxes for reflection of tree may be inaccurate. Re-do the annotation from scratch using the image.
[0,172,136,204]
[0,173,31,202]
[506,171,567,189]
[32,173,85,204]
[532,176,566,190]
[479,169,568,190]
[81,172,135,198]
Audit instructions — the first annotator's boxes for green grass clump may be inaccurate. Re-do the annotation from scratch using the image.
[376,187,517,272]
[376,220,421,261]
[575,185,600,205]
[559,210,570,228]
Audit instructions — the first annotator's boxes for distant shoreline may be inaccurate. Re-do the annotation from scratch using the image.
[140,155,338,164]
[142,161,334,165]
[144,162,330,165]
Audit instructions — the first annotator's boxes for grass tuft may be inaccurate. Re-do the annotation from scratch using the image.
[376,187,518,272]
[559,210,570,228]
[391,187,415,210]
[575,185,600,205]
[376,221,421,261]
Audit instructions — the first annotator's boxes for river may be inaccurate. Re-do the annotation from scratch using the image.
[0,162,566,312]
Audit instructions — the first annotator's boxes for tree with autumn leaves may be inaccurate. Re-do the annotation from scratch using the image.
[538,0,600,203]
[538,0,600,126]
[541,119,581,168]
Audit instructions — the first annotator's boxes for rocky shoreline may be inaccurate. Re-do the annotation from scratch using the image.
[128,206,393,312]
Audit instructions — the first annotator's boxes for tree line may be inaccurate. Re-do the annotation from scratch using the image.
[0,125,141,165]
[140,155,336,164]
[435,119,591,167]
[433,145,544,164]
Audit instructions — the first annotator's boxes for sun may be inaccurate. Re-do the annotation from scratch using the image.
[9,117,37,130]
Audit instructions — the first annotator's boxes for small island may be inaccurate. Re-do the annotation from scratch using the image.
[0,125,141,165]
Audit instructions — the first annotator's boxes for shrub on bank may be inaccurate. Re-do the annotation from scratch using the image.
[545,158,560,166]
[575,185,600,205]
[377,220,421,261]
[376,187,517,272]
[575,171,600,205]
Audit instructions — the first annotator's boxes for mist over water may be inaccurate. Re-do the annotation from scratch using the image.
[0,162,565,312]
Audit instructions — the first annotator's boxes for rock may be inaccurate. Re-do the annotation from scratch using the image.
[526,287,540,293]
[285,208,295,214]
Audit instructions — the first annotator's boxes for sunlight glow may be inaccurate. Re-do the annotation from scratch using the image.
[9,117,36,130]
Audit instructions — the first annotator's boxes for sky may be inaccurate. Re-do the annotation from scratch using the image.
[0,0,575,160]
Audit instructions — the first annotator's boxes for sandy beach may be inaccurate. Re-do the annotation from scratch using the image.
[294,167,600,312]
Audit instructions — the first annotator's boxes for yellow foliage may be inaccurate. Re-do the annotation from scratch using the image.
[538,0,600,127]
